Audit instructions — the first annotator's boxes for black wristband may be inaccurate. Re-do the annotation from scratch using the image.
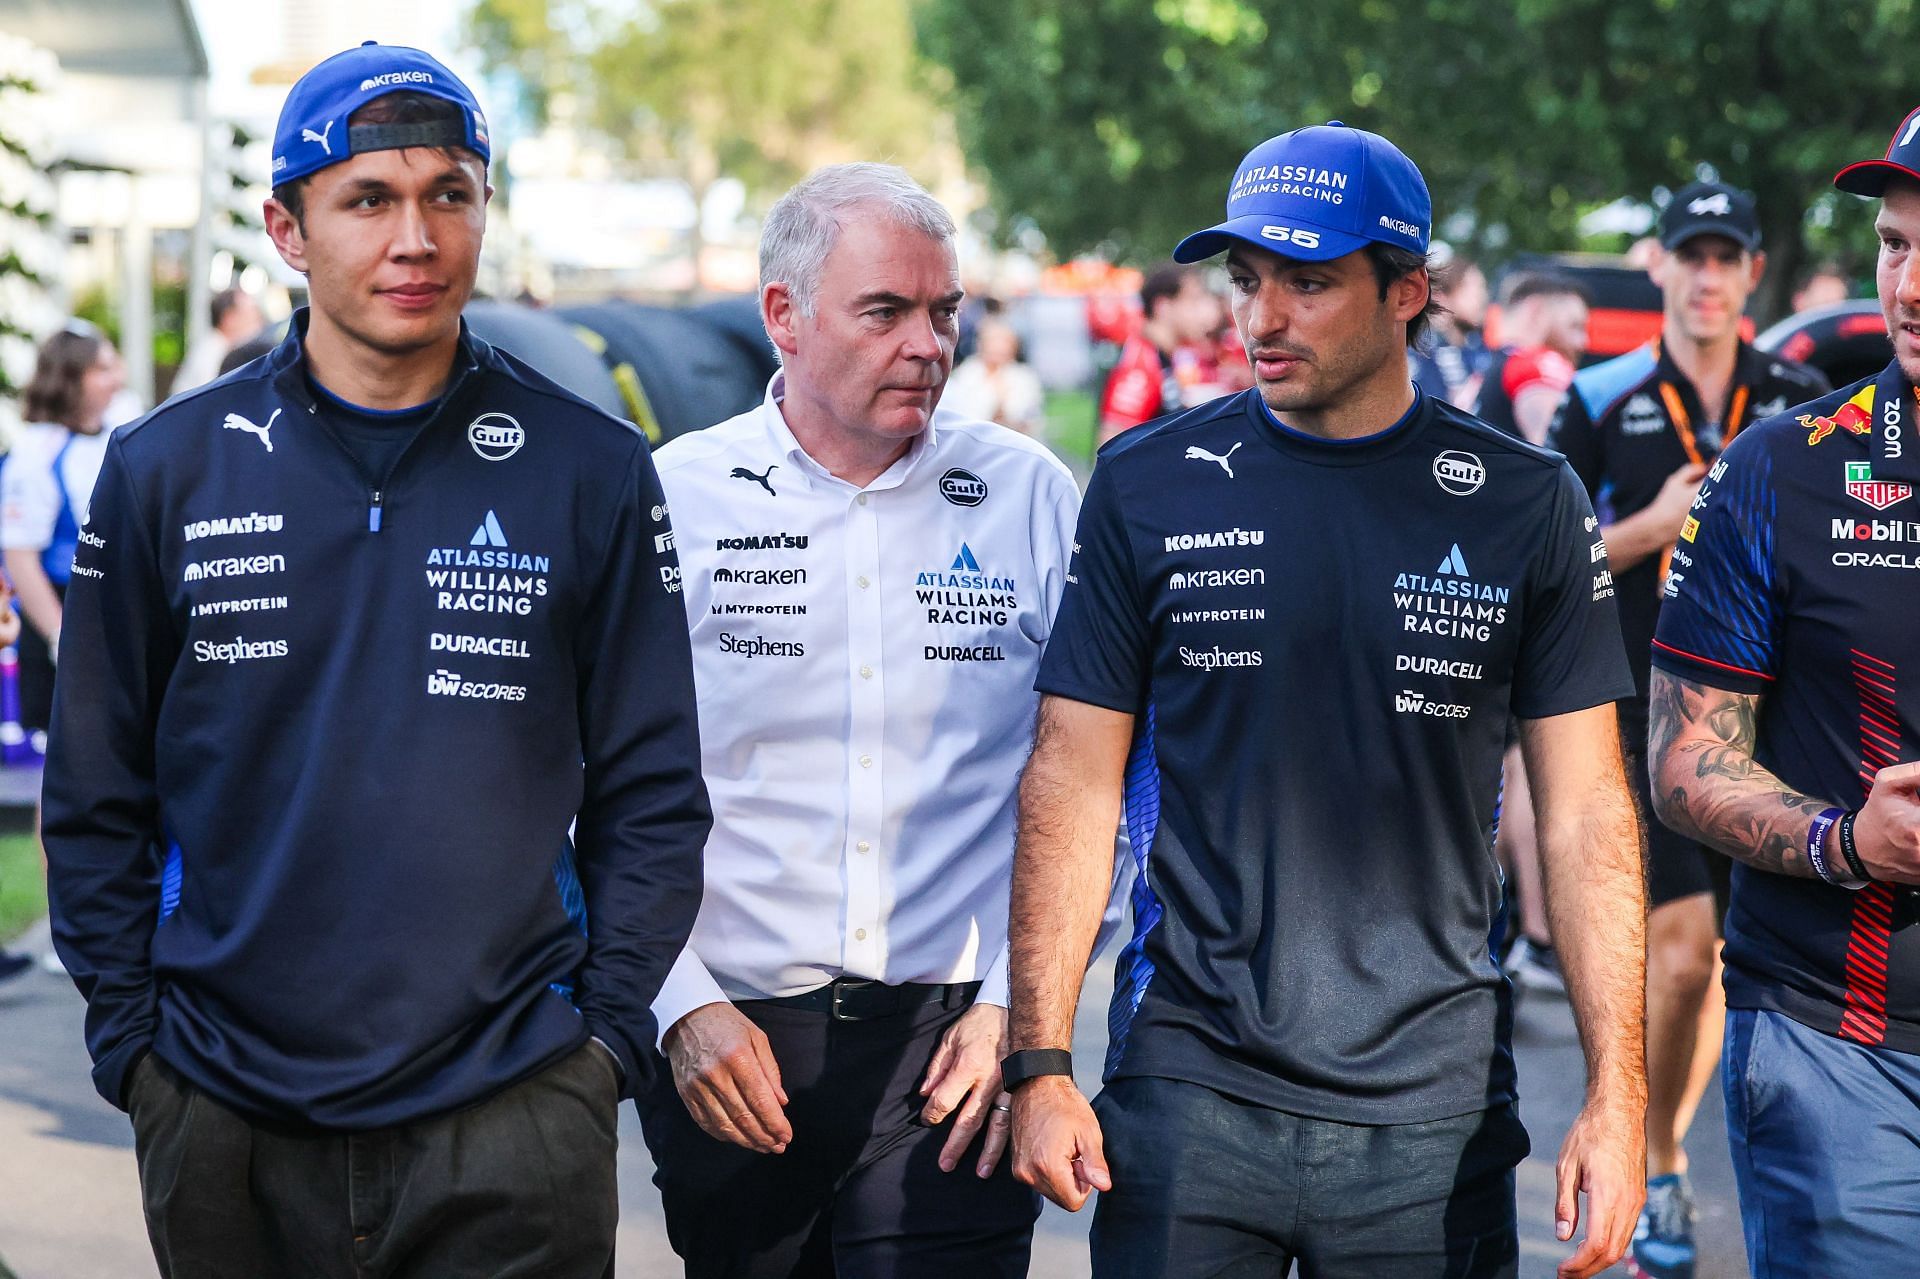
[1000,1048,1073,1091]
[1838,808,1874,883]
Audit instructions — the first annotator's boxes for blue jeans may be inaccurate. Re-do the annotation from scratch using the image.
[1089,1076,1527,1278]
[1723,1007,1920,1277]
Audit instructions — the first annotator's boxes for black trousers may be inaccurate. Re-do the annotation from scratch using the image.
[637,989,1040,1278]
[128,1040,621,1279]
[1091,1077,1529,1279]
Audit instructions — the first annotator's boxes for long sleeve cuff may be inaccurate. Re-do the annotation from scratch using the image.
[650,945,730,1050]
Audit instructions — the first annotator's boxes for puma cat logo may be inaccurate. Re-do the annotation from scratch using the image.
[1184,442,1243,479]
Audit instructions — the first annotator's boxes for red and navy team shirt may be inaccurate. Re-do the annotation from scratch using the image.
[1099,335,1182,435]
[1040,388,1633,1123]
[1653,359,1920,1052]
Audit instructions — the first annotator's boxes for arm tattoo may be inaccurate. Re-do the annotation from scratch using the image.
[1646,670,1833,878]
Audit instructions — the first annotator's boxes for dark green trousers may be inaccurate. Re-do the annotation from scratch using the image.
[128,1040,620,1279]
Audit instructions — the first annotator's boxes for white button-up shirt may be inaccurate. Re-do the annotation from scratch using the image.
[652,376,1119,1037]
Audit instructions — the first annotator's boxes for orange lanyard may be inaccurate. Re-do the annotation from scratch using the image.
[1657,380,1751,467]
[1655,378,1748,585]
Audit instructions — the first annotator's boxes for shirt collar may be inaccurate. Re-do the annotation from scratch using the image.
[757,371,940,494]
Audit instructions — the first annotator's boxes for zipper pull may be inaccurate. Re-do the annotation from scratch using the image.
[369,490,384,533]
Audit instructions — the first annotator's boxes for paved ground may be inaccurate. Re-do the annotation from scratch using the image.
[0,920,1747,1278]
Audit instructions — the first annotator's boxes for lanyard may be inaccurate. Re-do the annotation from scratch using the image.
[1657,380,1750,468]
[1654,365,1750,586]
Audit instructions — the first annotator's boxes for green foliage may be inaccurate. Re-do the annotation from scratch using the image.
[0,830,44,943]
[465,0,949,197]
[917,0,1919,318]
[72,280,188,374]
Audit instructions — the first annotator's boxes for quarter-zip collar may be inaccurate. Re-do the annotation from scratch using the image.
[268,308,489,531]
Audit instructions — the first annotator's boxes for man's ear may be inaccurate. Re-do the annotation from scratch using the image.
[1394,265,1431,325]
[264,196,309,275]
[1645,243,1670,290]
[762,282,801,360]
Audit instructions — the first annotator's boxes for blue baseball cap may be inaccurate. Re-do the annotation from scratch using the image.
[1173,121,1431,264]
[1835,105,1920,197]
[272,42,490,186]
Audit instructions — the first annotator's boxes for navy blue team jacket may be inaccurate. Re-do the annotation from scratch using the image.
[43,316,709,1128]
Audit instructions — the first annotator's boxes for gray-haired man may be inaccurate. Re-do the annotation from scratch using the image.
[636,163,1125,1276]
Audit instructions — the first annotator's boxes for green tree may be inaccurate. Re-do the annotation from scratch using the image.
[917,0,1916,319]
[466,0,951,251]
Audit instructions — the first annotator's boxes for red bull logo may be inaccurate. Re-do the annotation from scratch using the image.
[1802,390,1875,445]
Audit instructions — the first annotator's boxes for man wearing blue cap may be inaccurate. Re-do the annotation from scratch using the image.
[43,43,709,1277]
[1648,109,1920,1279]
[1002,123,1649,1279]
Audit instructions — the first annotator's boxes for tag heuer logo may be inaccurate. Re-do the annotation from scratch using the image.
[1845,460,1913,511]
[468,413,525,461]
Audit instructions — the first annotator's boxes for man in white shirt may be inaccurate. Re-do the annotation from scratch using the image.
[171,286,265,395]
[644,162,1117,1277]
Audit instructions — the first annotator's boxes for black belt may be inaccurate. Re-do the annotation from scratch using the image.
[752,978,981,1022]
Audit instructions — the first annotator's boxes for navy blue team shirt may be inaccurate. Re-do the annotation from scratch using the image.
[1654,360,1920,1052]
[1039,387,1634,1123]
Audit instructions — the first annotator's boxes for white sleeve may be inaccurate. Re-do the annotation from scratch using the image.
[650,944,731,1049]
[0,444,60,552]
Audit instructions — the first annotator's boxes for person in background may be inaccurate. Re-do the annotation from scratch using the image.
[0,578,24,984]
[944,316,1047,434]
[171,286,265,395]
[1098,263,1221,443]
[1410,247,1491,405]
[1474,273,1590,444]
[1791,262,1851,313]
[2,327,125,740]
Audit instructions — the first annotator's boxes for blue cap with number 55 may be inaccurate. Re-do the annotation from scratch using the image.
[1173,122,1431,264]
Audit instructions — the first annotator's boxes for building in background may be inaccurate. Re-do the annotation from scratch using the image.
[0,0,208,411]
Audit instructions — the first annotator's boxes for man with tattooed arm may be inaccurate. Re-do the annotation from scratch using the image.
[1648,111,1920,1279]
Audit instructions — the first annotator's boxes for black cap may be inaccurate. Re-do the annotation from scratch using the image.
[1834,107,1920,197]
[1658,182,1760,252]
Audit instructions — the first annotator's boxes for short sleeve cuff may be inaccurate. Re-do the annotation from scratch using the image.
[1510,673,1638,722]
[1649,640,1773,695]
[1032,675,1142,716]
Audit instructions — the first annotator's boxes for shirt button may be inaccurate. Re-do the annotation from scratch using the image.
[856,575,870,589]
[855,928,868,940]
[859,664,873,679]
[859,754,873,769]
[857,493,869,506]
[857,840,871,853]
